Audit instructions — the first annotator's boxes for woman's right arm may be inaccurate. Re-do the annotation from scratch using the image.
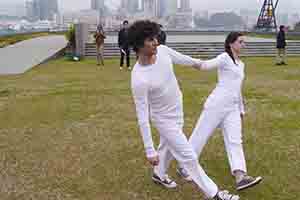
[131,80,157,158]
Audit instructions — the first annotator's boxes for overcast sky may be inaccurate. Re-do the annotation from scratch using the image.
[3,0,300,13]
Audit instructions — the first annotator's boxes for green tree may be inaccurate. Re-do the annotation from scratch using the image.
[65,24,76,56]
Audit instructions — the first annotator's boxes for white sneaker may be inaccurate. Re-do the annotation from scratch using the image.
[213,190,239,200]
[176,167,193,182]
[120,67,123,70]
[152,173,177,189]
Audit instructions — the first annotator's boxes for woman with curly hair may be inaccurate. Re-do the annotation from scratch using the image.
[129,20,239,200]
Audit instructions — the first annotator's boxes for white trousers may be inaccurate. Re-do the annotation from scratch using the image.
[153,117,218,198]
[189,105,247,174]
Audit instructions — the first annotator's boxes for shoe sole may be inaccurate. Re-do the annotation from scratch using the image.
[237,176,262,191]
[152,176,177,189]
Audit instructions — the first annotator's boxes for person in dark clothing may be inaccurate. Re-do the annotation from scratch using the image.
[118,20,131,70]
[157,25,167,45]
[276,25,287,65]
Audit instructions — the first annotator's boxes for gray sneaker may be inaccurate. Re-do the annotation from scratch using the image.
[176,167,193,182]
[236,175,262,191]
[213,190,240,200]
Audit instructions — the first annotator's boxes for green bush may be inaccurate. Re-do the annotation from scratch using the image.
[0,32,52,48]
[65,24,75,46]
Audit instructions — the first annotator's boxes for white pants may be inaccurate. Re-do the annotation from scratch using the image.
[153,117,218,198]
[189,105,247,174]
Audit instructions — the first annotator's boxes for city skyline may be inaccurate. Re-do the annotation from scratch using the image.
[25,0,58,21]
[1,0,300,13]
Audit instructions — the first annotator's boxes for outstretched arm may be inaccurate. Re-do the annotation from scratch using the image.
[196,57,222,70]
[162,45,201,67]
[162,45,223,71]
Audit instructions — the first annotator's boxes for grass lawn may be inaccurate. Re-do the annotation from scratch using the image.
[0,32,65,48]
[0,57,299,200]
[247,33,300,41]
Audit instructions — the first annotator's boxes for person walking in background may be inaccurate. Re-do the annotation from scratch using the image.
[118,20,131,70]
[157,24,167,45]
[276,25,287,65]
[129,20,240,200]
[94,24,106,66]
[177,32,262,191]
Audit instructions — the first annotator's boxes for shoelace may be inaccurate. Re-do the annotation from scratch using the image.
[243,175,255,181]
[162,175,173,184]
[218,190,239,200]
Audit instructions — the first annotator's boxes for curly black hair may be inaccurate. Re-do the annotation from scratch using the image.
[128,20,160,52]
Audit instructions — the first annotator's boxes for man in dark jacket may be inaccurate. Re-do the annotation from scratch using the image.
[276,25,287,65]
[157,24,167,45]
[118,20,131,70]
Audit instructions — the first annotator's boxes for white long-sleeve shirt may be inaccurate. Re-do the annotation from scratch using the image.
[131,45,200,158]
[200,52,245,114]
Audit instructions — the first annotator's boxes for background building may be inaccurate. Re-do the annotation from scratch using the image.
[143,0,157,18]
[166,0,178,16]
[39,0,58,21]
[26,0,58,21]
[91,0,105,10]
[157,0,168,18]
[173,0,193,28]
[127,0,140,13]
[25,1,36,21]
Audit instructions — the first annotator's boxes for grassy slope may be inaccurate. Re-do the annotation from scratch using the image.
[0,32,65,48]
[0,57,299,200]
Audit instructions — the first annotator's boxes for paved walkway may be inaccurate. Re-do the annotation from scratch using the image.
[0,35,67,75]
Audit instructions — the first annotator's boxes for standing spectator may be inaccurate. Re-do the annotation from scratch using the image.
[158,24,167,45]
[94,24,106,66]
[118,20,131,70]
[276,25,287,65]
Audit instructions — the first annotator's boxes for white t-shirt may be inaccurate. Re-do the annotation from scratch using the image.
[131,45,200,157]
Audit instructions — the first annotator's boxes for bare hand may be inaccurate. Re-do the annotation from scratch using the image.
[147,155,159,166]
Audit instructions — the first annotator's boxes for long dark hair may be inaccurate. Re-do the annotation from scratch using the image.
[225,32,244,65]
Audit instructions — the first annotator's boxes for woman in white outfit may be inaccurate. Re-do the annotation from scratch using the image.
[178,32,262,191]
[129,20,239,200]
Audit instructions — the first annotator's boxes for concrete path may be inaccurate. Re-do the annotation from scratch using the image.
[0,35,67,75]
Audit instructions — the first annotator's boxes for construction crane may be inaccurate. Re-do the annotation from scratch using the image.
[256,0,280,31]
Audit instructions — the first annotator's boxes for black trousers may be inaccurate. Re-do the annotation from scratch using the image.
[120,47,130,67]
